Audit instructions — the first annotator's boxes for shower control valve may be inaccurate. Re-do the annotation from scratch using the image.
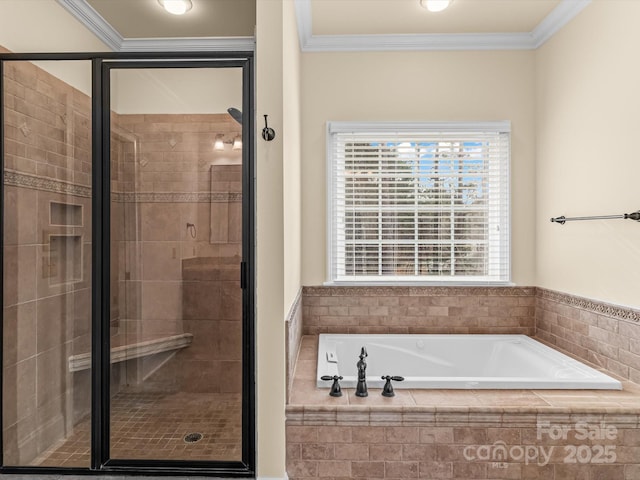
[321,375,344,397]
[381,375,405,397]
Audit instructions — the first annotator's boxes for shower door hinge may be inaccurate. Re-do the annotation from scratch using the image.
[240,261,247,290]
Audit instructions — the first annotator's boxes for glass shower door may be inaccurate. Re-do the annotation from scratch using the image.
[2,60,92,467]
[2,53,254,475]
[107,66,244,462]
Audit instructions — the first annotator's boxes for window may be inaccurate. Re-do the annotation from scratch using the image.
[327,121,510,284]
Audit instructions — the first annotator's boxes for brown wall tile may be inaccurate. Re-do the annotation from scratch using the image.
[302,286,536,335]
[351,460,385,478]
[536,288,640,382]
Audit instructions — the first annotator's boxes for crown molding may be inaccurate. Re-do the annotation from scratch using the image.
[299,32,536,52]
[56,0,123,51]
[56,0,255,52]
[294,0,313,53]
[294,0,592,52]
[119,37,255,52]
[531,0,591,48]
[58,0,590,53]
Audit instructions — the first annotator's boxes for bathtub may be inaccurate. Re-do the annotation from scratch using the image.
[316,334,622,390]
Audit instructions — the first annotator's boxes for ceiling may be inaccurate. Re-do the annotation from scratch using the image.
[85,0,255,38]
[311,0,562,36]
[56,0,598,51]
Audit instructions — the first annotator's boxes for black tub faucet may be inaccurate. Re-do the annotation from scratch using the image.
[355,346,368,397]
[321,375,343,397]
[381,375,405,397]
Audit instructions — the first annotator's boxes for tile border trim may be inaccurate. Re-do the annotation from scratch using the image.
[285,405,640,427]
[286,288,303,325]
[5,171,242,203]
[537,287,640,324]
[4,169,91,198]
[117,191,242,203]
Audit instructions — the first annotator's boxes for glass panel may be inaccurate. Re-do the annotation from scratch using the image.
[109,67,243,461]
[2,60,92,467]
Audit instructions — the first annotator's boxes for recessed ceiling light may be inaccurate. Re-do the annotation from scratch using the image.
[158,0,193,16]
[420,0,452,13]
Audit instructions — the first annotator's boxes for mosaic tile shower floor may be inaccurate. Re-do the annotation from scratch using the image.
[35,390,242,466]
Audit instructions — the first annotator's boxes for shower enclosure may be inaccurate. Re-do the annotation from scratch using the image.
[0,52,255,476]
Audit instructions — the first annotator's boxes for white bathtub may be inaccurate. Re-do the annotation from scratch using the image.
[316,334,622,390]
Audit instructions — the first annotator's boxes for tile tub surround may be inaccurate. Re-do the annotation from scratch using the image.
[287,288,304,399]
[302,286,536,335]
[300,286,640,380]
[287,336,640,480]
[536,288,640,384]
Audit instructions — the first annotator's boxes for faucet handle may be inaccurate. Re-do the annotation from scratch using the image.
[321,375,344,397]
[381,375,405,397]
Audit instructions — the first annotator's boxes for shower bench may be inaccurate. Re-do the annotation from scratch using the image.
[67,333,193,372]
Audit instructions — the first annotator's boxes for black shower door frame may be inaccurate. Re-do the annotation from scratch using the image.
[0,51,256,477]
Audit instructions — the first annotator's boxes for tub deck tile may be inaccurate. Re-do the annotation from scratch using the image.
[289,335,640,425]
[475,390,551,407]
[410,390,482,407]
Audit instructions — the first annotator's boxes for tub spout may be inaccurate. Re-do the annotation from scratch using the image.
[355,346,368,397]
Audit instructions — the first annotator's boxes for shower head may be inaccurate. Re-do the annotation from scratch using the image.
[227,107,243,125]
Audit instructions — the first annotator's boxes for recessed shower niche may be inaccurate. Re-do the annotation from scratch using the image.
[50,201,83,227]
[46,234,82,285]
[45,201,84,285]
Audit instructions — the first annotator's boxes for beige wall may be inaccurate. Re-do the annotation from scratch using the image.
[0,0,109,95]
[283,0,303,308]
[0,0,108,54]
[111,69,243,115]
[300,50,537,287]
[255,0,284,476]
[536,1,640,309]
[255,0,302,475]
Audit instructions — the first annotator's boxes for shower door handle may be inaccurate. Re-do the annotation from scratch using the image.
[240,261,247,289]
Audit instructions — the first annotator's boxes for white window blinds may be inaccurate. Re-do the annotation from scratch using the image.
[327,122,510,284]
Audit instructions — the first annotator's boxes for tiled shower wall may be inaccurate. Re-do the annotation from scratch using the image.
[110,114,243,394]
[2,56,93,463]
[113,114,241,341]
[179,256,243,394]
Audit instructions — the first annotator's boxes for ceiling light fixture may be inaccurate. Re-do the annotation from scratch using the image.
[158,0,193,15]
[420,0,452,13]
[213,134,242,151]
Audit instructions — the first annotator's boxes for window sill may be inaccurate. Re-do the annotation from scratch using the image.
[323,280,516,287]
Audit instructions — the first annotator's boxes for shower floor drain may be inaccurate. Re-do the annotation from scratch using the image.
[183,432,203,444]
